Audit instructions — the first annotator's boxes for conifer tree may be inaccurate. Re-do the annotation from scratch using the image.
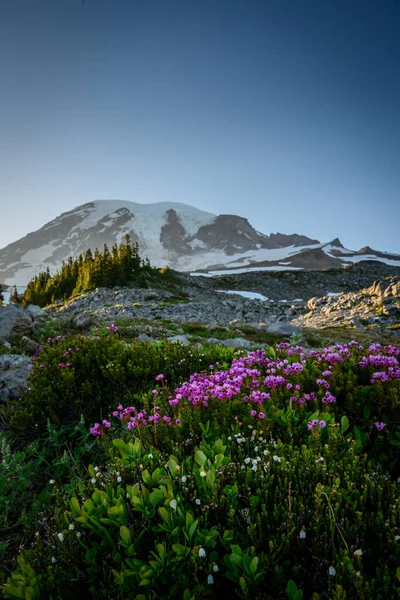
[9,285,20,304]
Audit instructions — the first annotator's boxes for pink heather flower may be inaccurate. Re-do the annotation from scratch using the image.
[90,423,101,436]
[112,411,119,417]
[102,420,111,429]
[117,404,123,410]
[319,420,326,428]
[250,410,257,417]
[374,421,386,431]
[152,389,159,396]
[156,374,164,381]
[258,412,265,419]
[175,419,181,425]
[39,364,45,369]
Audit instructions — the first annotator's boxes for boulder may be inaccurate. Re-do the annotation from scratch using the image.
[73,313,95,329]
[19,336,41,355]
[0,305,34,341]
[167,335,190,346]
[265,323,301,336]
[25,304,46,319]
[219,337,252,349]
[0,354,33,402]
[137,333,154,343]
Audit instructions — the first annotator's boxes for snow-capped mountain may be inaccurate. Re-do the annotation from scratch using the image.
[0,200,399,285]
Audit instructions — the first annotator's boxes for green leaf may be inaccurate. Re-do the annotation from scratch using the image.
[287,580,298,599]
[112,439,134,459]
[159,507,170,525]
[194,450,207,466]
[24,589,35,600]
[120,526,132,545]
[70,497,80,517]
[231,545,242,557]
[250,557,259,576]
[150,490,165,507]
[141,470,151,485]
[363,406,371,420]
[172,544,187,557]
[340,415,349,434]
[188,520,199,541]
[139,579,151,586]
[206,470,215,485]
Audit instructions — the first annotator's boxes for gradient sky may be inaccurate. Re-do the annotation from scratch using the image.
[1,0,399,252]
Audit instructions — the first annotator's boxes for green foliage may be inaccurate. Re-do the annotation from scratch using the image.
[6,336,236,437]
[2,429,400,599]
[2,341,400,599]
[21,235,156,308]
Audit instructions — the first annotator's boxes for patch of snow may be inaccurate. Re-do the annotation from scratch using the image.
[190,265,303,277]
[216,290,269,301]
[189,239,207,249]
[326,292,342,297]
[343,255,400,267]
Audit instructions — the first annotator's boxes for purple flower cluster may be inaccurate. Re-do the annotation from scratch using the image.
[88,340,399,438]
[106,324,119,333]
[308,419,326,430]
[90,419,112,436]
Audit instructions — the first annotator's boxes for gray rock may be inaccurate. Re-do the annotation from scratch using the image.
[73,313,94,329]
[219,337,252,349]
[137,333,154,342]
[266,323,301,336]
[0,305,34,341]
[25,304,46,319]
[0,354,33,401]
[167,335,190,346]
[19,336,40,355]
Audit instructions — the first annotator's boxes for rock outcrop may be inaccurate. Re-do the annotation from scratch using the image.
[0,354,33,401]
[293,276,400,330]
[0,304,34,341]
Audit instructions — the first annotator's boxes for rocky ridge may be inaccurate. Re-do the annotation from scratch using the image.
[293,276,400,331]
[1,267,399,402]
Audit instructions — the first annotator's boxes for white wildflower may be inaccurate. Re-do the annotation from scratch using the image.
[199,547,206,558]
[57,533,64,542]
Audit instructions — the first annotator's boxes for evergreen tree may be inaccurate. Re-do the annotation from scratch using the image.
[0,284,4,306]
[9,285,21,304]
[21,238,154,308]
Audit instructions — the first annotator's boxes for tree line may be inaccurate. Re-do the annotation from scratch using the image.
[17,235,154,307]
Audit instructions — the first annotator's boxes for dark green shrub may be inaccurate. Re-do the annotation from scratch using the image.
[6,335,237,438]
[2,429,400,599]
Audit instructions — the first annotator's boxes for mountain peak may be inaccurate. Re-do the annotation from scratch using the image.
[1,200,399,284]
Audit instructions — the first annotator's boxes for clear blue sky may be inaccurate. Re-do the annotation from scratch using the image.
[1,0,399,252]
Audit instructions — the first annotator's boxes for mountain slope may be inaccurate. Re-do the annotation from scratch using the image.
[0,200,399,284]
